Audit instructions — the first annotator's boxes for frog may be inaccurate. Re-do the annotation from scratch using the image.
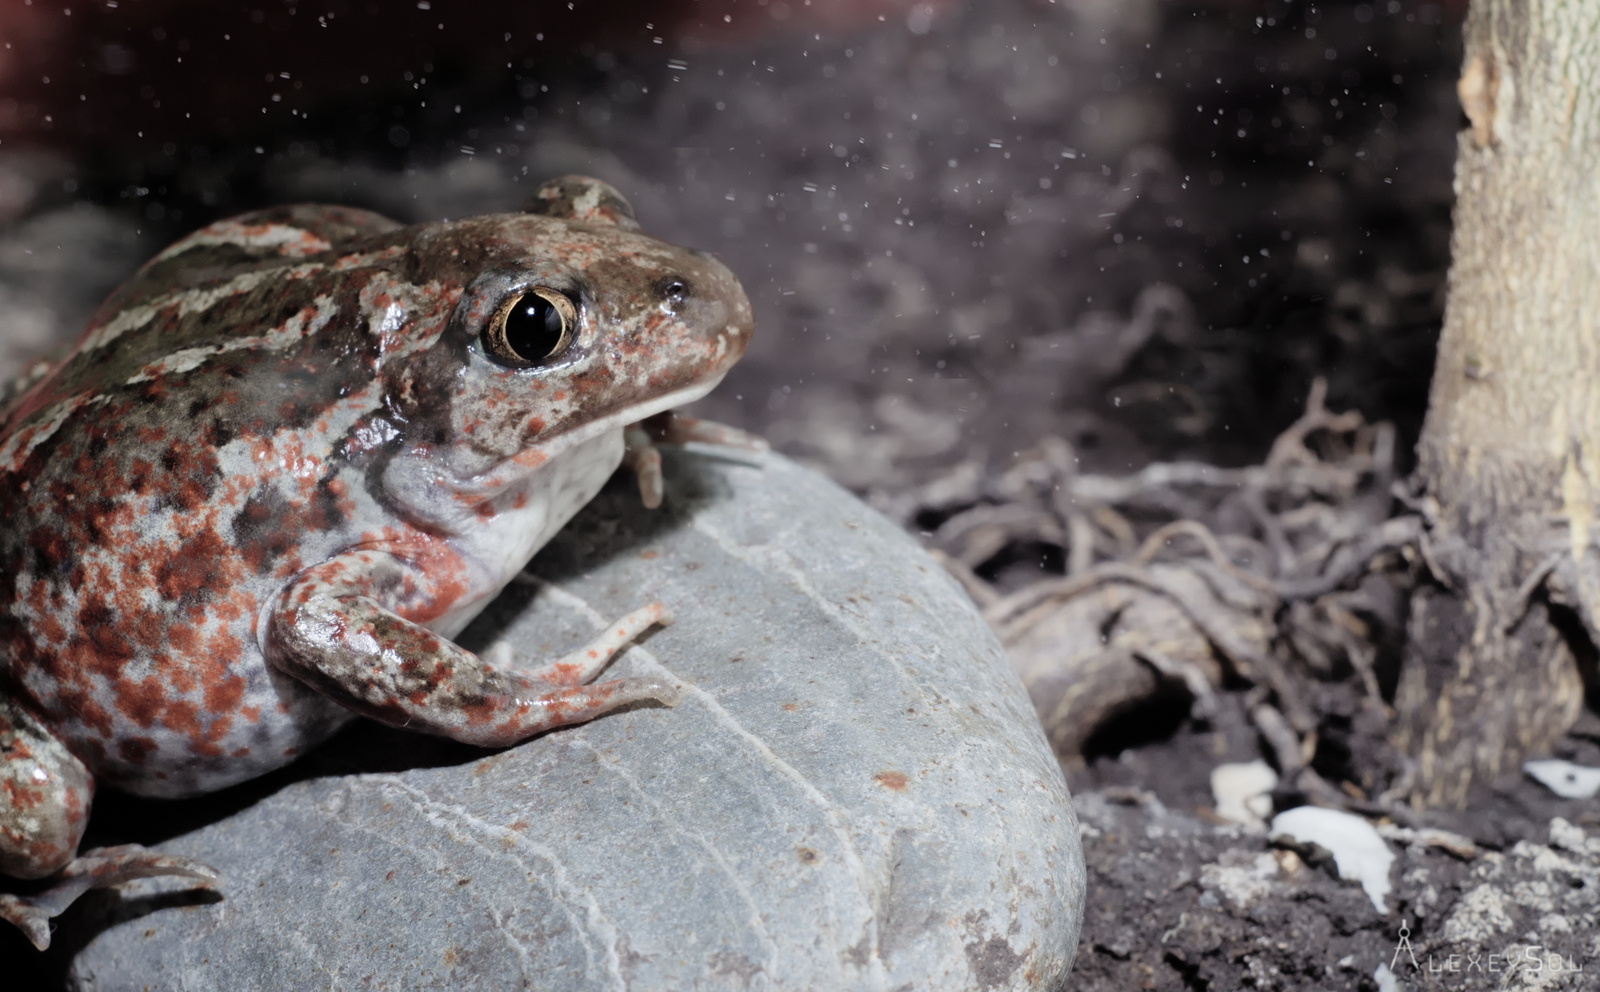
[0,175,755,950]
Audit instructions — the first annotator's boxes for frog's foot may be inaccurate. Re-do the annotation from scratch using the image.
[623,411,768,508]
[0,843,220,950]
[273,566,682,749]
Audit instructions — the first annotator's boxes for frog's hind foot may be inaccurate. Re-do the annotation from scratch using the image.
[0,844,220,950]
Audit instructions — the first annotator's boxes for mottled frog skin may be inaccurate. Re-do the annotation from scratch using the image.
[0,176,752,948]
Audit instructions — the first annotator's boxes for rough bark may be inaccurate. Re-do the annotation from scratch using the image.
[1399,0,1598,807]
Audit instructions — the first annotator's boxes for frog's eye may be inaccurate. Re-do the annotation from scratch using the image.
[483,288,577,368]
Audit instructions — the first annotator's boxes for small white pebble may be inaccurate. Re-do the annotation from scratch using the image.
[1210,759,1277,829]
[1373,961,1400,992]
[1271,806,1393,913]
[1523,759,1600,799]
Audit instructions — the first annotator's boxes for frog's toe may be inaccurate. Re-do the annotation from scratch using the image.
[0,844,220,950]
[637,409,768,451]
[525,601,673,686]
[613,676,681,708]
[53,844,220,892]
[658,414,769,452]
[483,638,516,670]
[0,893,54,950]
[622,423,666,509]
[623,412,767,510]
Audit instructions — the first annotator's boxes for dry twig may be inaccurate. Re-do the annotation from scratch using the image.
[926,377,1423,815]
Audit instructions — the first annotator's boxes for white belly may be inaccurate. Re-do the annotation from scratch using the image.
[428,427,626,639]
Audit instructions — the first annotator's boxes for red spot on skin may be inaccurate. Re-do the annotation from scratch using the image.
[542,663,582,686]
[166,617,200,658]
[164,697,202,736]
[2,779,44,811]
[874,771,910,792]
[203,671,247,718]
[63,779,89,823]
[154,530,235,603]
[510,448,548,470]
[3,736,32,762]
[115,678,168,729]
[36,612,66,646]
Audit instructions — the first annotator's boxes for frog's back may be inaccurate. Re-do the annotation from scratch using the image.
[0,205,410,796]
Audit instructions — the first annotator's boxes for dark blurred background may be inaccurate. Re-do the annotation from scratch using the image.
[5,1,1470,984]
[0,0,1462,499]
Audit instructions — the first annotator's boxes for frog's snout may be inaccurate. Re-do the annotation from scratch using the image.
[673,253,753,363]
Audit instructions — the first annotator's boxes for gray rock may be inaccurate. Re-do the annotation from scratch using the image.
[64,449,1084,991]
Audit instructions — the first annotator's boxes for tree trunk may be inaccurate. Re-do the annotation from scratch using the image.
[1398,0,1599,808]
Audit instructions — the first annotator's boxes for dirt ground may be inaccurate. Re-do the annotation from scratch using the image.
[2,0,1598,988]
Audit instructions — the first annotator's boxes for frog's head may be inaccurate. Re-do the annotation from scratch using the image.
[390,176,753,471]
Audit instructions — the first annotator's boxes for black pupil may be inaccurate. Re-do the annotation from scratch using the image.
[505,294,566,360]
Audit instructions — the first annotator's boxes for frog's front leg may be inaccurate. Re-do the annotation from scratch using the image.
[623,410,768,509]
[0,697,218,950]
[266,553,680,749]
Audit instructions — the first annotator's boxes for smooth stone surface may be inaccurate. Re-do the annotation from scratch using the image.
[64,449,1084,991]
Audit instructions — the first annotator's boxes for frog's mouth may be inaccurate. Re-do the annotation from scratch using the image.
[541,372,729,456]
